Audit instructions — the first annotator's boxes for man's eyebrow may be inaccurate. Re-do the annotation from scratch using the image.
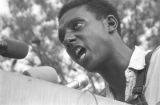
[69,18,84,24]
[59,17,84,29]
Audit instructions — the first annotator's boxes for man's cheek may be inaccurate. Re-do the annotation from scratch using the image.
[156,101,160,105]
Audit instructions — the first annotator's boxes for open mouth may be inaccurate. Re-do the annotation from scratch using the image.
[73,45,86,61]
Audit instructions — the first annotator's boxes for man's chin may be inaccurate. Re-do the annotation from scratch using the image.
[86,67,98,73]
[82,62,99,73]
[84,59,106,73]
[74,54,98,72]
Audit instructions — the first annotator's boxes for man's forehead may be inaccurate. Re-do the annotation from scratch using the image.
[59,6,90,26]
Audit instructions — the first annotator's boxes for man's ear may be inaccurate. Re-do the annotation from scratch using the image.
[104,15,118,34]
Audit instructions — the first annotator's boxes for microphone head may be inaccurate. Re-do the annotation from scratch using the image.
[23,66,58,83]
[2,39,29,59]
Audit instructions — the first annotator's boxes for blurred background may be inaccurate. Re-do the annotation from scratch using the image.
[0,0,160,97]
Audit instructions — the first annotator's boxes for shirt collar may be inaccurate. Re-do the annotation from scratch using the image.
[128,46,147,70]
[125,46,147,101]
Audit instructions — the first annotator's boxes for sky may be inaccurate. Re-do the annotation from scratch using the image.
[0,0,10,16]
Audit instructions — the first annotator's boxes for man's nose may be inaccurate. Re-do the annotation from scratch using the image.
[63,32,76,45]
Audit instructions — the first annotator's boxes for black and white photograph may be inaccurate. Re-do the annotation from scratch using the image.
[0,0,160,105]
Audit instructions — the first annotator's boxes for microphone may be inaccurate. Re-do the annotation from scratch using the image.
[0,38,29,59]
[66,75,89,89]
[23,66,58,83]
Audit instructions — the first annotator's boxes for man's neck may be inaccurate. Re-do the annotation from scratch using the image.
[99,59,126,101]
[99,43,133,101]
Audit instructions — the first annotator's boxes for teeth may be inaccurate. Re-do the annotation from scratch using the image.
[80,53,86,60]
[75,48,81,55]
[74,46,86,60]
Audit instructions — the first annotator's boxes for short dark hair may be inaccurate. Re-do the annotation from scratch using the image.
[58,0,121,35]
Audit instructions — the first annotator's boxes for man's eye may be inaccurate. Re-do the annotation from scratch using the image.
[71,22,84,31]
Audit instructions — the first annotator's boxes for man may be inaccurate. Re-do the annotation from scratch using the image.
[58,0,160,104]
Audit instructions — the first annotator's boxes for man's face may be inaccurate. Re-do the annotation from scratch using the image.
[58,6,113,72]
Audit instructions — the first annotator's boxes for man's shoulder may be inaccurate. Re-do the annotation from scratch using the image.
[149,46,160,61]
[145,46,160,105]
[153,46,160,54]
